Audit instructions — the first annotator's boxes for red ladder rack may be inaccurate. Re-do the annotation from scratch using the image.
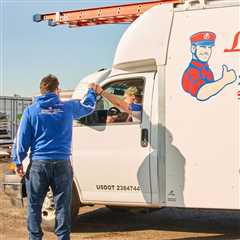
[33,0,183,27]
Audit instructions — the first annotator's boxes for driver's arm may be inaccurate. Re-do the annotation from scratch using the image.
[101,91,130,114]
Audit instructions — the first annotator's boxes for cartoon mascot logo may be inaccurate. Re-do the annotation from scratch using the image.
[182,31,237,101]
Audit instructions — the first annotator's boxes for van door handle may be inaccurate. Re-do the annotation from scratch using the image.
[141,128,148,147]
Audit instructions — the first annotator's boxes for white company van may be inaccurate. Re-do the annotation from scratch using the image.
[3,0,240,227]
[70,0,240,211]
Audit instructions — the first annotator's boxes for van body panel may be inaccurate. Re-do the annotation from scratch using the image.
[165,5,240,209]
[113,4,174,70]
[150,68,167,206]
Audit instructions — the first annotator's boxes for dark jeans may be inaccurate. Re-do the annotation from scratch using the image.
[25,160,73,240]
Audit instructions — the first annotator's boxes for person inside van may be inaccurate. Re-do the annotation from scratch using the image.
[96,85,143,123]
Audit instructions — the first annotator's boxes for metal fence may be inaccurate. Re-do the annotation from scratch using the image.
[0,96,32,139]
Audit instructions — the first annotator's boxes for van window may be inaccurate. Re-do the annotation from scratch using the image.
[78,78,145,126]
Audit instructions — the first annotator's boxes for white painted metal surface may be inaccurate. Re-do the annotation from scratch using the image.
[165,5,240,209]
[113,4,174,70]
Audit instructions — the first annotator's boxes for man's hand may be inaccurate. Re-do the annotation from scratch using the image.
[15,164,24,177]
[88,83,103,95]
[88,83,97,91]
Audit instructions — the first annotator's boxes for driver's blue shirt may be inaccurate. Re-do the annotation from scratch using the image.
[129,103,142,122]
[129,103,142,112]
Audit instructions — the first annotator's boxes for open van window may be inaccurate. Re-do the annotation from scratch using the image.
[78,78,145,126]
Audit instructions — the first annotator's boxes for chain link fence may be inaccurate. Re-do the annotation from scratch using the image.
[0,96,32,140]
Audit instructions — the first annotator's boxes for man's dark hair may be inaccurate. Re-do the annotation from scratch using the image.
[40,74,59,94]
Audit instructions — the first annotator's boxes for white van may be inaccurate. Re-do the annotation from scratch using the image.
[3,0,240,228]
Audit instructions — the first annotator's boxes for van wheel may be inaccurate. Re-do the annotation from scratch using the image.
[42,183,80,232]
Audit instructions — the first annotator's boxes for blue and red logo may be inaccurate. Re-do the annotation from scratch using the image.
[182,31,238,101]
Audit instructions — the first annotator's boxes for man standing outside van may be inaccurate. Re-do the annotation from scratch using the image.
[12,74,97,240]
[182,31,237,101]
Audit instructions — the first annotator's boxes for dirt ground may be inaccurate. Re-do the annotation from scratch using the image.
[1,161,240,240]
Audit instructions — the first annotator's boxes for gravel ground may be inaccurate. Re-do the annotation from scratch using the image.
[1,161,240,240]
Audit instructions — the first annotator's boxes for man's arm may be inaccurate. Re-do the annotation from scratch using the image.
[96,85,130,113]
[72,87,97,119]
[12,108,32,176]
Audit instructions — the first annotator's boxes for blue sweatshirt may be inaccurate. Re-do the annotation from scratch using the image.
[12,89,96,166]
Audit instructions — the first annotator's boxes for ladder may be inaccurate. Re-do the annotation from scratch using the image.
[33,0,183,28]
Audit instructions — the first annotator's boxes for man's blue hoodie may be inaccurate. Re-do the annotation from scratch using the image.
[12,89,96,166]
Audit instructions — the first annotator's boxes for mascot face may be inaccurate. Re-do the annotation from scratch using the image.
[192,45,212,63]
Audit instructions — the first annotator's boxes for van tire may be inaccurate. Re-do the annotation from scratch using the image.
[42,182,80,232]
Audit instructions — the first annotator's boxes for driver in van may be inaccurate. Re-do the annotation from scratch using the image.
[96,85,143,123]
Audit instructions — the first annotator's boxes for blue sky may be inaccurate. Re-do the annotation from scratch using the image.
[0,0,148,97]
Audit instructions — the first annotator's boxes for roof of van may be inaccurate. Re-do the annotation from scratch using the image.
[112,0,239,72]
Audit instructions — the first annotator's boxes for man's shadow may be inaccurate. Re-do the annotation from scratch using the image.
[137,113,185,207]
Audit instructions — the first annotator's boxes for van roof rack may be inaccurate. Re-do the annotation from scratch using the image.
[33,0,183,28]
